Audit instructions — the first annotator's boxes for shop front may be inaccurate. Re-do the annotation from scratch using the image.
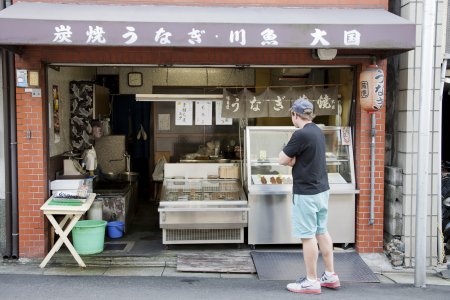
[0,2,415,258]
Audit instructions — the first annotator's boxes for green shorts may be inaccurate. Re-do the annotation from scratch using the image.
[291,190,330,239]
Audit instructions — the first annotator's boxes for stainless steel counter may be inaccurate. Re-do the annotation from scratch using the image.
[179,159,241,163]
[93,181,138,231]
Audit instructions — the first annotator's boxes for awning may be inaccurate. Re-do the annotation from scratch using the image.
[0,2,415,51]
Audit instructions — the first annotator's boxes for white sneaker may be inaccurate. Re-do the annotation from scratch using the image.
[287,277,321,294]
[319,272,341,289]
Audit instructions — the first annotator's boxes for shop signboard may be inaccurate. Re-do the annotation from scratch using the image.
[0,3,415,51]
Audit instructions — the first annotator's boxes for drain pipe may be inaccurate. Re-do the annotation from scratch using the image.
[1,0,15,260]
[0,0,7,260]
[1,50,17,259]
[369,112,376,225]
[7,49,18,259]
[1,49,12,260]
[1,0,18,259]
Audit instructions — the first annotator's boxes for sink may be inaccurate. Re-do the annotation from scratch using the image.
[121,172,139,182]
[93,181,130,194]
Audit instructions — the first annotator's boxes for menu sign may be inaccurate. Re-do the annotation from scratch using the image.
[175,100,193,125]
[195,100,212,125]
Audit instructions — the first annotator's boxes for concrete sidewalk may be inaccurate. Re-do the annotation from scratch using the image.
[1,251,450,287]
[358,253,450,286]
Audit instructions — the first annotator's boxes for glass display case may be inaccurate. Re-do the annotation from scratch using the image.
[158,163,247,245]
[162,179,242,202]
[246,126,355,193]
[245,126,358,246]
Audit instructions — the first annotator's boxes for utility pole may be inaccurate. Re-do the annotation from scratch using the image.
[415,0,437,288]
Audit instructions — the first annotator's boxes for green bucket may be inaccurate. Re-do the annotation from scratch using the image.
[72,220,107,255]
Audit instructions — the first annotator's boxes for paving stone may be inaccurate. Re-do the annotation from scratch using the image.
[162,266,220,278]
[381,272,450,286]
[0,264,44,275]
[220,273,258,279]
[42,266,107,276]
[103,266,164,277]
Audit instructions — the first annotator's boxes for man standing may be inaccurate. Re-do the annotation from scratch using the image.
[278,98,340,294]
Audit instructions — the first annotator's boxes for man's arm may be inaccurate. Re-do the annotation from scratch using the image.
[278,150,296,167]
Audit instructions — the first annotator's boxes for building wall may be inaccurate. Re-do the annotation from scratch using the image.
[397,0,445,266]
[355,63,387,253]
[11,0,390,257]
[0,51,6,256]
[14,59,48,257]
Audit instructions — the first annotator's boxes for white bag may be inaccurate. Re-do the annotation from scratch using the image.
[152,156,167,181]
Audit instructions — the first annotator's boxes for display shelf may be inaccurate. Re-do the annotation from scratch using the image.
[251,175,292,185]
[245,126,356,189]
[162,179,242,201]
[158,163,247,245]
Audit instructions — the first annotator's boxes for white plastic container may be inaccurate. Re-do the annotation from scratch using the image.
[50,179,85,195]
[87,199,103,220]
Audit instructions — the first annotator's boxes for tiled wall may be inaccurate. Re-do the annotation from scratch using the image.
[398,0,444,266]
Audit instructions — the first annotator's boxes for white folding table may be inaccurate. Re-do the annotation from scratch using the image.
[39,193,96,268]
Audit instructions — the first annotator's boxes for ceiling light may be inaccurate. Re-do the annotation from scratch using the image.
[317,49,338,60]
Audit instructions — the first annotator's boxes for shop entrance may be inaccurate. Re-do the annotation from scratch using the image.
[46,65,356,255]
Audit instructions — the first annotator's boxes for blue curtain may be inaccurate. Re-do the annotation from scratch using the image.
[111,95,150,158]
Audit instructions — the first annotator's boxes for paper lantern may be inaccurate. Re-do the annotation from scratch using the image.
[359,65,385,112]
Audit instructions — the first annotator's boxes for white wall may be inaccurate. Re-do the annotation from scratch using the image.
[398,0,445,267]
[119,67,255,94]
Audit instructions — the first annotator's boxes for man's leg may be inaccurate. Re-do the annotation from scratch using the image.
[287,194,322,294]
[302,237,318,280]
[316,232,334,273]
[317,232,340,289]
